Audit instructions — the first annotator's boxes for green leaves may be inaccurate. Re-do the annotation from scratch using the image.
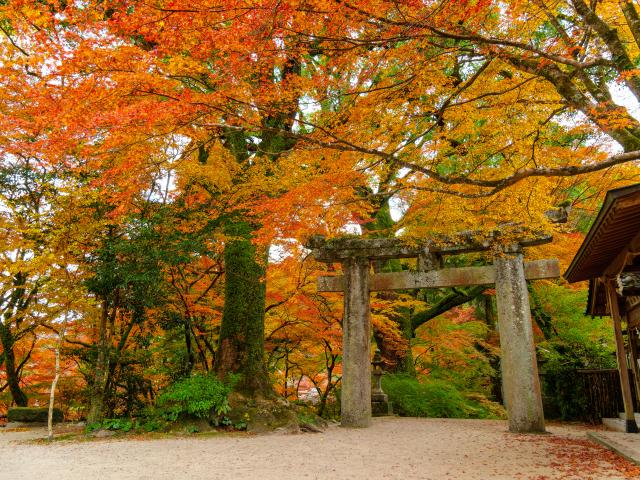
[156,373,233,420]
[381,374,504,419]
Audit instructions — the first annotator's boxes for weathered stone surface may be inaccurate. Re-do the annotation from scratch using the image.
[495,253,545,433]
[309,233,556,432]
[7,407,63,424]
[308,231,552,263]
[226,393,302,434]
[299,422,324,433]
[371,401,393,417]
[618,272,640,296]
[318,259,560,292]
[341,257,372,428]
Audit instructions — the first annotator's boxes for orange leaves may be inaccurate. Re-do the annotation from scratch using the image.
[413,305,494,376]
[265,254,343,399]
[513,433,640,479]
[248,150,369,245]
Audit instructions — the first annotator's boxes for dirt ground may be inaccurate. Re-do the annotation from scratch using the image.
[1,417,639,480]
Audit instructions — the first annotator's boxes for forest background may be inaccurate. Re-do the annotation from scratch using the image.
[1,0,640,428]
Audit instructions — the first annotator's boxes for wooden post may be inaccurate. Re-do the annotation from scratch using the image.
[628,326,640,405]
[494,249,546,433]
[341,257,372,427]
[605,281,639,433]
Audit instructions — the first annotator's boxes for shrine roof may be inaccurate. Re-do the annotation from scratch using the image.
[565,183,640,284]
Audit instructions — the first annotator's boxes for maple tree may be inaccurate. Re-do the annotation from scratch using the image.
[0,156,60,406]
[264,253,344,415]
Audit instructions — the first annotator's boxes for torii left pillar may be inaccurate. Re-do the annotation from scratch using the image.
[341,257,372,427]
[494,249,545,433]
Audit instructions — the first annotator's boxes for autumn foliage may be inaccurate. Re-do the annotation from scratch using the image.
[0,0,639,432]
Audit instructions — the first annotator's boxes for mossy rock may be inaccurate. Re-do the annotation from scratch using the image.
[163,417,215,434]
[226,393,326,434]
[8,407,63,423]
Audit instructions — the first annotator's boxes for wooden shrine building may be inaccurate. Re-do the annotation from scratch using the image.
[309,231,560,433]
[565,184,640,433]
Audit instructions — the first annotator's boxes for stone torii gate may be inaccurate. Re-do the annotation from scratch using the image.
[308,233,560,433]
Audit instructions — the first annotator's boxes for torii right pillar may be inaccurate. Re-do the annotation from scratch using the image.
[495,247,546,433]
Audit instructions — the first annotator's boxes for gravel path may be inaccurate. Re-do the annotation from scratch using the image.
[1,418,638,480]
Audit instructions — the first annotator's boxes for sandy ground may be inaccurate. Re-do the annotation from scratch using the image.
[1,417,639,480]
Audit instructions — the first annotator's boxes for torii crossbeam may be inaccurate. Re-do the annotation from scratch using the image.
[308,232,560,433]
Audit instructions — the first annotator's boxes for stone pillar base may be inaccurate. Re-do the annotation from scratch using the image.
[371,401,393,417]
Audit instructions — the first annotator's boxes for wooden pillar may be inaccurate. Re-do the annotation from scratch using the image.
[628,326,640,405]
[494,249,546,433]
[606,281,639,433]
[341,257,372,427]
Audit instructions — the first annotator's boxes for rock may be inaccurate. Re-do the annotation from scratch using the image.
[226,392,324,434]
[371,400,393,417]
[7,407,63,424]
[299,422,324,433]
[274,426,300,434]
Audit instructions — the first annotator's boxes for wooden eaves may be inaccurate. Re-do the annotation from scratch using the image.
[564,183,640,433]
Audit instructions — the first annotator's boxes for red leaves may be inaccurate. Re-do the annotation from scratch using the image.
[513,432,640,479]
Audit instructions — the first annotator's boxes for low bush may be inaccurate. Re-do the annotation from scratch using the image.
[84,375,236,434]
[532,284,616,421]
[381,374,504,419]
[87,417,136,433]
[155,373,233,422]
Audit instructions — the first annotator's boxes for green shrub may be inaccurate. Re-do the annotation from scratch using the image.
[87,417,136,433]
[156,373,233,422]
[140,417,165,432]
[381,374,503,419]
[8,407,63,423]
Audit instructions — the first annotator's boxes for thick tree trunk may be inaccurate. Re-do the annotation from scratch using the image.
[398,313,415,374]
[215,221,271,397]
[87,302,109,424]
[0,322,28,407]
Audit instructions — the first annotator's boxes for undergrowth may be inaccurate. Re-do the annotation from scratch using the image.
[381,374,505,419]
[87,373,241,434]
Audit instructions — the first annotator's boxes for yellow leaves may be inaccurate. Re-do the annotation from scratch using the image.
[19,3,49,29]
[163,54,209,77]
[176,139,238,193]
[590,103,639,130]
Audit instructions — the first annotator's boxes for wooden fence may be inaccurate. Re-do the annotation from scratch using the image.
[577,369,638,423]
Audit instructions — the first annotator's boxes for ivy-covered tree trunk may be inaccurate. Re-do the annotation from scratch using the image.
[87,301,110,424]
[215,221,271,397]
[0,322,28,406]
[211,54,300,399]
